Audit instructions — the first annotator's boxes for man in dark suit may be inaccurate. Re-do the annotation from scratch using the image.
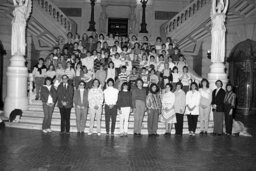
[57,75,74,134]
[212,80,226,135]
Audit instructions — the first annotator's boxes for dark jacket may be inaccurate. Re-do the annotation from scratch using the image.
[116,91,133,109]
[57,82,74,108]
[73,89,89,108]
[212,88,226,112]
[40,85,57,104]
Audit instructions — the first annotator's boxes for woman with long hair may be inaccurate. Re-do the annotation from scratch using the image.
[146,83,161,136]
[41,77,57,133]
[224,83,236,136]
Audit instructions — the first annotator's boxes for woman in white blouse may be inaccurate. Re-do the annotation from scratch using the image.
[199,79,212,135]
[185,82,201,136]
[161,83,176,136]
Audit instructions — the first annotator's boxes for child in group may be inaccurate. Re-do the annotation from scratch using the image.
[106,61,116,82]
[140,53,148,69]
[149,69,159,86]
[81,66,93,89]
[140,67,149,89]
[177,55,187,74]
[95,64,107,88]
[180,66,191,93]
[148,55,157,70]
[118,66,129,90]
[129,66,139,89]
[172,66,180,90]
[168,56,176,70]
[112,53,122,76]
[74,62,84,89]
[161,63,173,89]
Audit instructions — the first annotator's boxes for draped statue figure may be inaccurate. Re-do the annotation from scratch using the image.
[11,0,32,56]
[211,0,228,63]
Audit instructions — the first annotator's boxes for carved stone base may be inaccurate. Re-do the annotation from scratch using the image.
[208,62,228,90]
[4,55,28,118]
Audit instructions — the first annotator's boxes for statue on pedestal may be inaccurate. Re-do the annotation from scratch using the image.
[11,0,32,56]
[211,0,228,63]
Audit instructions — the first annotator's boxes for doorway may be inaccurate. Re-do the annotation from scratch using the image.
[108,18,128,37]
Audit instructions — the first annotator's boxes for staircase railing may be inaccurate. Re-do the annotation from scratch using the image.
[34,0,77,34]
[160,0,211,38]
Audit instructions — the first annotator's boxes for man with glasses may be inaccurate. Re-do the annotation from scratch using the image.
[57,75,74,134]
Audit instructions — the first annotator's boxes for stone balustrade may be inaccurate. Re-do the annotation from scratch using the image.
[161,0,211,37]
[35,0,75,33]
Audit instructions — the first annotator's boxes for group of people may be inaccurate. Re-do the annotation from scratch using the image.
[34,31,236,136]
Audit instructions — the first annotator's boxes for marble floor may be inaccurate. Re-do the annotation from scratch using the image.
[0,118,256,171]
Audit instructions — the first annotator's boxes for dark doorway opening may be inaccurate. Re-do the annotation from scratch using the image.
[108,18,128,37]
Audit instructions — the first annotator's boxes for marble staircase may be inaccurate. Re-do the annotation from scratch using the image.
[6,100,214,135]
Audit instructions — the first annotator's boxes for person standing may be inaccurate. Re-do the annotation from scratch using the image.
[88,79,104,135]
[57,75,74,134]
[132,79,147,136]
[224,83,236,136]
[73,80,89,134]
[104,78,119,136]
[174,82,186,136]
[41,77,57,133]
[32,58,46,100]
[146,83,161,136]
[212,80,226,136]
[185,82,201,136]
[161,83,176,136]
[117,82,133,137]
[199,79,212,135]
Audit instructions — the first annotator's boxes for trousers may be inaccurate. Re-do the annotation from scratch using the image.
[105,105,117,134]
[134,100,145,134]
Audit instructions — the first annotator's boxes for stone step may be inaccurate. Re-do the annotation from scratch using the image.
[5,122,213,135]
[22,110,208,122]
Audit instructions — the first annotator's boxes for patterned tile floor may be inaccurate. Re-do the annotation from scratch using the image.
[0,113,256,171]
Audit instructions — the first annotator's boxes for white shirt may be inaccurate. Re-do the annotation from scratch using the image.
[185,90,201,115]
[45,85,53,104]
[80,89,84,104]
[81,56,95,71]
[104,87,119,105]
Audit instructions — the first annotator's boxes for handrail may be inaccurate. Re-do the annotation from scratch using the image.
[34,0,76,34]
[161,0,211,37]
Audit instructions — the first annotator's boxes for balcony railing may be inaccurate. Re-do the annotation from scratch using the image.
[161,0,211,37]
[34,0,76,34]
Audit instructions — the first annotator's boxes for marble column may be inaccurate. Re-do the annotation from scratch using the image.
[4,0,31,118]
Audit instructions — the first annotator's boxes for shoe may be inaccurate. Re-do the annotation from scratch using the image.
[42,129,48,133]
[138,133,142,136]
[217,133,222,136]
[97,133,101,136]
[88,132,92,135]
[120,133,124,137]
[60,131,65,134]
[66,132,70,135]
[189,132,193,136]
[47,129,52,132]
[192,132,196,136]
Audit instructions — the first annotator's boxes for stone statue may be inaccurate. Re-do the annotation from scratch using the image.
[11,0,32,56]
[211,0,228,63]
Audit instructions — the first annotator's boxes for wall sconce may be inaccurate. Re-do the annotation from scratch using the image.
[207,50,211,59]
